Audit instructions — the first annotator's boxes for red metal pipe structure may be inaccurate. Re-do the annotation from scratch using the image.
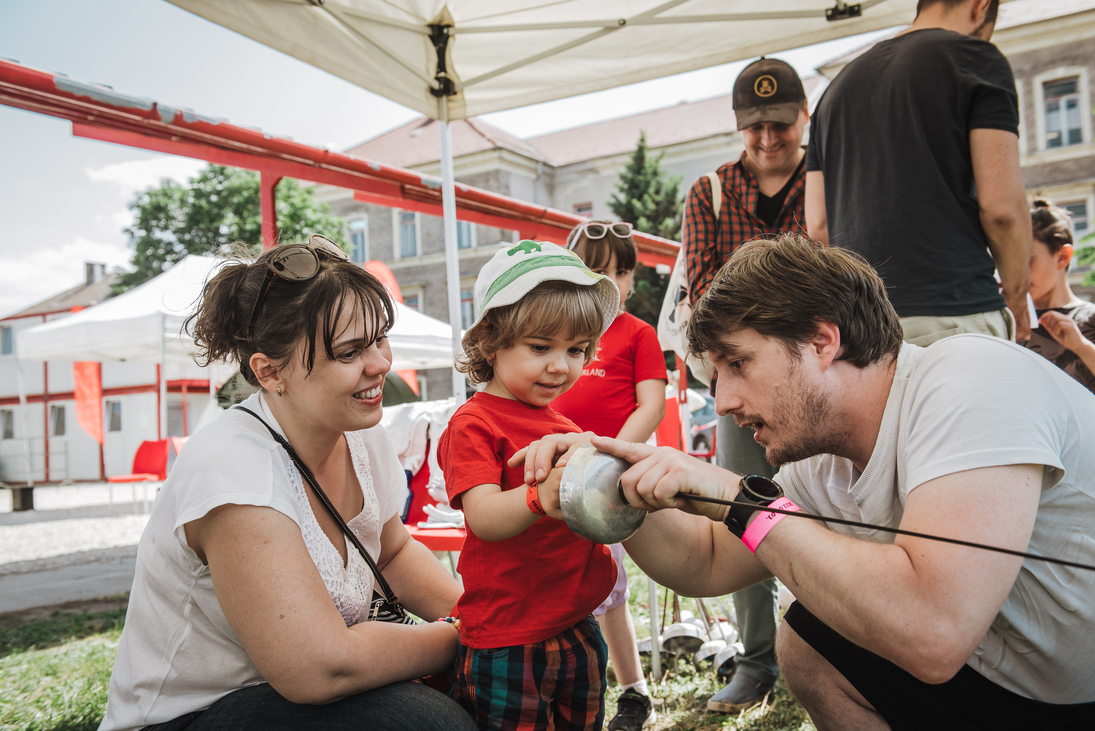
[0,58,679,267]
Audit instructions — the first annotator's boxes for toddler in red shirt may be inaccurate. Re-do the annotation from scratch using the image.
[438,240,620,731]
[553,220,667,731]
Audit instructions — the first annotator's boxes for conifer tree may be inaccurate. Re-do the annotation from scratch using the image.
[607,133,681,328]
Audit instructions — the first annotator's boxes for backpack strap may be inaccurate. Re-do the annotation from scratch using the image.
[706,171,722,222]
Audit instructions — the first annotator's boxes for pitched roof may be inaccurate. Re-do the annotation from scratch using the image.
[345,75,823,170]
[5,272,119,319]
[817,0,1095,75]
[344,116,548,169]
[996,0,1095,29]
[528,76,824,166]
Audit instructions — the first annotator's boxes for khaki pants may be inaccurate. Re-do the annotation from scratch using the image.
[899,307,1014,347]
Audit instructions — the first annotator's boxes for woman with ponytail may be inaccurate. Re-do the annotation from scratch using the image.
[99,237,474,731]
[1025,198,1095,393]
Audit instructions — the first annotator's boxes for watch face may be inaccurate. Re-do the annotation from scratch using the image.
[741,474,782,501]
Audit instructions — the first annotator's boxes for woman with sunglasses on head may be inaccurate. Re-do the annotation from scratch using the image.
[98,236,475,731]
[552,220,667,731]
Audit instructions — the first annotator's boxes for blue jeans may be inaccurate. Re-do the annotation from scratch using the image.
[145,680,477,731]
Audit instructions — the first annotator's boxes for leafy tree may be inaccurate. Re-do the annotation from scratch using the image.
[607,132,682,329]
[115,164,347,292]
[1075,231,1095,287]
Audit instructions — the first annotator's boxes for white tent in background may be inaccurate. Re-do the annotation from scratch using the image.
[16,255,459,435]
[166,0,919,401]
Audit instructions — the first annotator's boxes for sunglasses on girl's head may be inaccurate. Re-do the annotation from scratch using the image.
[247,234,348,344]
[566,221,634,250]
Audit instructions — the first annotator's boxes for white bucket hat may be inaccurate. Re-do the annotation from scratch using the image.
[470,240,620,338]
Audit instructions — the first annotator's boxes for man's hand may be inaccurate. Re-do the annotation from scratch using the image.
[1006,293,1032,344]
[508,432,595,485]
[591,436,738,521]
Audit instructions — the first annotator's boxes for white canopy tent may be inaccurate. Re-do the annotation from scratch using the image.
[16,254,460,437]
[168,0,920,401]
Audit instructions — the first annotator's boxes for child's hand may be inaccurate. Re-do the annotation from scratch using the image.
[532,466,566,520]
[1040,311,1090,353]
[509,431,596,485]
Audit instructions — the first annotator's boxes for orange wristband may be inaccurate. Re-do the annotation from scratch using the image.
[526,481,547,516]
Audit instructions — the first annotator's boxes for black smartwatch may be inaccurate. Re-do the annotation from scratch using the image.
[724,475,785,538]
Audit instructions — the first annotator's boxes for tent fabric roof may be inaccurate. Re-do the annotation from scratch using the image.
[15,255,458,371]
[166,0,921,121]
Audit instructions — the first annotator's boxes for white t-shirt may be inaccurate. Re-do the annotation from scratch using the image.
[99,392,409,731]
[777,336,1095,704]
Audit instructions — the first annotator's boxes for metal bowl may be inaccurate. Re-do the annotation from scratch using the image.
[559,446,647,544]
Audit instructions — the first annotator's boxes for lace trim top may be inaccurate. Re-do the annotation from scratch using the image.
[285,431,380,626]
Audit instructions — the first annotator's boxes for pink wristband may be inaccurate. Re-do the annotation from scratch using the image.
[741,497,800,553]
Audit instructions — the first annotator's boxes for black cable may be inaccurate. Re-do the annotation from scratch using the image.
[684,494,1095,572]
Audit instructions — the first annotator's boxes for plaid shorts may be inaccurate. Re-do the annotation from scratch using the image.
[452,616,608,731]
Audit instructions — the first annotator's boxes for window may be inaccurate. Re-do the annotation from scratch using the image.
[0,325,12,356]
[403,295,420,311]
[460,289,476,330]
[399,212,417,258]
[573,202,593,218]
[105,400,122,433]
[457,220,474,250]
[1063,202,1089,236]
[1044,78,1083,149]
[1,409,13,440]
[348,218,368,264]
[50,405,65,437]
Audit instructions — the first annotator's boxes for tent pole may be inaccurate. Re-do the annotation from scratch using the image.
[439,95,466,406]
[160,312,168,438]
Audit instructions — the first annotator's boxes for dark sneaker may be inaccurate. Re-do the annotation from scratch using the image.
[706,672,774,713]
[608,688,656,731]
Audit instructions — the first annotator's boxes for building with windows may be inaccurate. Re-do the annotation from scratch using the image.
[0,265,214,485]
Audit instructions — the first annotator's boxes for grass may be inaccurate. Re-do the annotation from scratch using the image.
[607,556,816,731]
[0,596,127,731]
[0,561,815,731]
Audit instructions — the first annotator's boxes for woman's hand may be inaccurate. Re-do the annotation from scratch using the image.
[508,431,596,485]
[591,436,739,521]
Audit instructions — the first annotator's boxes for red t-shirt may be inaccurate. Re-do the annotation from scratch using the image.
[438,392,615,648]
[552,312,668,438]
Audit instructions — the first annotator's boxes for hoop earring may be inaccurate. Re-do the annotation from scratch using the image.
[276,387,283,397]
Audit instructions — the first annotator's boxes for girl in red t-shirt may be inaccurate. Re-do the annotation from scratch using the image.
[440,240,621,731]
[553,221,667,731]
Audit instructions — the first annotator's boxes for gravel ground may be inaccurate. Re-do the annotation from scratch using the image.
[0,483,152,577]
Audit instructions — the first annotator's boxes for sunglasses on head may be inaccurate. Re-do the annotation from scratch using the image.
[566,221,634,250]
[247,234,349,345]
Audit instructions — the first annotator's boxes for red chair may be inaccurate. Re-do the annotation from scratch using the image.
[108,439,170,483]
[108,438,180,513]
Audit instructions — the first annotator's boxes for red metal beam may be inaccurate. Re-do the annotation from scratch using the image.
[0,58,679,265]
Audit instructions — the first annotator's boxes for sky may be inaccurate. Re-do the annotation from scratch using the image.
[0,0,898,318]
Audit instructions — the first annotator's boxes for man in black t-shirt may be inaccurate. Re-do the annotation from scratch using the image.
[805,0,1032,345]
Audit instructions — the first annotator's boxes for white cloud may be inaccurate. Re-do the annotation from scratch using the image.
[86,157,206,194]
[0,237,132,319]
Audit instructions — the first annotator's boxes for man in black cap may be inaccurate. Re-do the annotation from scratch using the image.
[679,56,809,713]
[805,0,1031,346]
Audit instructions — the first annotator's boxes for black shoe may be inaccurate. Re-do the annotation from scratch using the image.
[608,688,656,731]
[706,672,774,713]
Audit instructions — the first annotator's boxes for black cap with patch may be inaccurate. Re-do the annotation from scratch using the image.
[733,57,806,131]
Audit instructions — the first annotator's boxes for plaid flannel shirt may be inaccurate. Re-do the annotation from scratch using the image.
[683,151,807,303]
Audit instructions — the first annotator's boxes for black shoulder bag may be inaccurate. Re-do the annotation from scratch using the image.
[237,406,417,625]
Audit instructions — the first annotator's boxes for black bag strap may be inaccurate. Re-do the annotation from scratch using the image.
[236,406,403,612]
